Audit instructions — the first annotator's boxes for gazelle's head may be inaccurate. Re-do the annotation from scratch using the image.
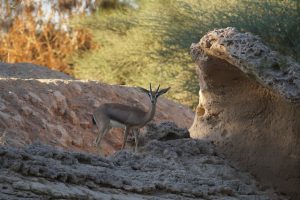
[138,83,170,104]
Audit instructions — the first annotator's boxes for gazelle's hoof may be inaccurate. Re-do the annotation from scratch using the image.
[92,141,98,147]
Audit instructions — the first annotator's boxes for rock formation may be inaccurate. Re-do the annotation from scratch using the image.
[0,62,193,155]
[190,27,300,199]
[0,27,298,199]
[0,122,285,199]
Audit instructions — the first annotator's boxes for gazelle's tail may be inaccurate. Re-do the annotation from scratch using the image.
[92,115,96,125]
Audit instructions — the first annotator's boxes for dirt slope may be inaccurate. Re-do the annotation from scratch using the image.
[0,62,193,155]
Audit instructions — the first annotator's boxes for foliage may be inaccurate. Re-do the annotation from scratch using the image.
[0,1,96,74]
[71,1,199,107]
[0,16,94,74]
[71,0,299,108]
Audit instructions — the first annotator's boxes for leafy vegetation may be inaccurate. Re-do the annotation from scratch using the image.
[0,15,94,74]
[71,0,299,108]
[0,1,95,74]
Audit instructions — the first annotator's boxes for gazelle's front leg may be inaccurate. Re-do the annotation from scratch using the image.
[133,128,140,152]
[121,127,130,150]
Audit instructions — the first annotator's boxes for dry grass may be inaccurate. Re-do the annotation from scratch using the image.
[0,3,96,74]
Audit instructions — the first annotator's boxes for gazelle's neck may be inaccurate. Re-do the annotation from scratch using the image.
[143,102,156,124]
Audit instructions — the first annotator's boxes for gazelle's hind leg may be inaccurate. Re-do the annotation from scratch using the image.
[95,126,110,155]
[95,125,110,146]
[93,115,111,151]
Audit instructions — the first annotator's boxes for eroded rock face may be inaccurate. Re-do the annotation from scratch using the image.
[0,63,193,155]
[0,122,285,199]
[190,28,300,199]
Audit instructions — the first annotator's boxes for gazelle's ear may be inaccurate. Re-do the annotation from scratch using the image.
[157,87,170,97]
[137,87,149,94]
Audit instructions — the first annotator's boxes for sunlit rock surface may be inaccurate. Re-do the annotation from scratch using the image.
[190,27,300,199]
[0,62,193,155]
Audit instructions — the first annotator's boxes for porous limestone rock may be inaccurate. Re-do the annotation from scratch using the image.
[190,27,300,199]
[0,122,285,199]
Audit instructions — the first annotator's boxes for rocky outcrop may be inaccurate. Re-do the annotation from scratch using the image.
[0,122,285,199]
[0,62,193,155]
[190,28,300,199]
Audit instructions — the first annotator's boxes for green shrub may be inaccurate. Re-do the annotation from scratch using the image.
[71,0,299,108]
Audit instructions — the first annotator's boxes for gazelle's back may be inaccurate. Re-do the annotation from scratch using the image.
[94,103,147,126]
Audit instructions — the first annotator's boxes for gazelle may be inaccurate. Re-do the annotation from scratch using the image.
[92,84,170,153]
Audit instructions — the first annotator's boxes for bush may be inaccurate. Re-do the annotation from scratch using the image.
[0,1,95,74]
[71,0,300,108]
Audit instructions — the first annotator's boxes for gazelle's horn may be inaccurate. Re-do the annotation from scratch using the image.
[156,84,160,93]
[149,83,152,93]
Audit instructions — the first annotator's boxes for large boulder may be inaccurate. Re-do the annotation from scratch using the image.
[190,27,300,199]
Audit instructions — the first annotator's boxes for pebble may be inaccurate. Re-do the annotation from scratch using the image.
[0,101,7,111]
[53,91,67,115]
[80,121,91,129]
[69,82,82,94]
[28,92,42,104]
[21,106,33,116]
[66,110,79,125]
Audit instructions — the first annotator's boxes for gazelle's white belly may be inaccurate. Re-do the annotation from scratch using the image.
[110,120,126,128]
